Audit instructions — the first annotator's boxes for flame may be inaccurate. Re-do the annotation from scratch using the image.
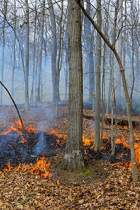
[0,119,139,177]
[50,130,66,140]
[26,125,37,134]
[51,130,139,170]
[15,119,23,130]
[0,157,52,179]
[83,135,94,147]
[21,156,52,179]
[3,120,36,143]
[50,130,66,146]
[107,113,112,118]
[56,180,60,186]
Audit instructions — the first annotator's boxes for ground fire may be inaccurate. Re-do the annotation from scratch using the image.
[0,118,139,180]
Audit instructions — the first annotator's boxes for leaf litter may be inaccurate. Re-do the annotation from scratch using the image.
[0,103,139,209]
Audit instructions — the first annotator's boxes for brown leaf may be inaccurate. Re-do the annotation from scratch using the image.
[78,199,84,205]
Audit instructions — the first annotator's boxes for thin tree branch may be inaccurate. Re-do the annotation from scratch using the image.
[0,81,25,135]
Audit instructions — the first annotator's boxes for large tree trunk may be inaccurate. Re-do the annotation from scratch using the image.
[61,0,85,172]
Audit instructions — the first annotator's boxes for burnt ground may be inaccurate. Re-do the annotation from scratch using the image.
[0,101,139,209]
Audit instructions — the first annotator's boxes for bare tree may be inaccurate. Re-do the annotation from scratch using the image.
[24,0,29,111]
[35,0,45,103]
[91,0,102,151]
[30,0,37,102]
[12,0,16,98]
[55,0,64,118]
[1,0,7,105]
[84,0,94,106]
[116,0,123,101]
[47,0,57,105]
[75,0,138,182]
[61,0,85,171]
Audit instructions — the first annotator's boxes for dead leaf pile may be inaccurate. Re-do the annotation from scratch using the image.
[0,103,139,209]
[0,167,139,209]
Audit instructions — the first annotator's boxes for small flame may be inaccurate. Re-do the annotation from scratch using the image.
[83,135,94,147]
[3,120,36,143]
[20,156,52,179]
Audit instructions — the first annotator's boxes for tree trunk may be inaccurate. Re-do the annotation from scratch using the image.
[55,0,64,118]
[35,0,45,103]
[12,0,16,98]
[92,0,102,151]
[47,0,57,105]
[1,0,7,105]
[30,0,37,102]
[24,0,29,111]
[64,48,68,101]
[84,0,94,106]
[61,0,85,172]
[110,51,115,155]
[116,0,123,101]
[130,1,135,106]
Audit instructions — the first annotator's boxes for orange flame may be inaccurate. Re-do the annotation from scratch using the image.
[0,157,52,179]
[20,156,52,179]
[83,135,94,147]
[3,120,37,143]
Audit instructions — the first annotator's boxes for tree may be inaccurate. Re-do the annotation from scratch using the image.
[61,0,85,171]
[12,0,16,98]
[116,0,123,101]
[55,0,64,118]
[75,0,138,182]
[1,0,7,105]
[91,0,102,151]
[47,0,57,105]
[84,0,94,106]
[35,0,45,103]
[24,0,29,111]
[30,0,37,102]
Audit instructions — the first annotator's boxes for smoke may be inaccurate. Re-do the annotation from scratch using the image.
[33,132,46,156]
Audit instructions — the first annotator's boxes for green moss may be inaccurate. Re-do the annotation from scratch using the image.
[79,170,92,177]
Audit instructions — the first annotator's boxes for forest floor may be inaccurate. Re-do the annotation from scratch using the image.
[0,101,139,209]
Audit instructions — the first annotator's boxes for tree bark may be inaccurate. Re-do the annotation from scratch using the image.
[12,0,16,98]
[1,0,7,105]
[47,0,57,105]
[84,0,94,106]
[61,0,85,172]
[35,0,45,103]
[24,0,29,111]
[55,0,64,118]
[92,0,102,151]
[30,0,37,102]
[116,0,123,100]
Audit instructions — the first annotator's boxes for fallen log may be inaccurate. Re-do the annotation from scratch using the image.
[104,117,139,128]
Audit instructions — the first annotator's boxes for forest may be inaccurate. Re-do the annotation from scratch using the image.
[0,0,139,209]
